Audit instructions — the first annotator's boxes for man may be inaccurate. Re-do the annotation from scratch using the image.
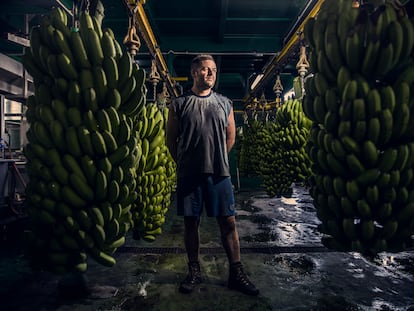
[166,54,259,296]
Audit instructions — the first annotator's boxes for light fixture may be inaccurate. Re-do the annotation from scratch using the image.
[352,0,360,8]
[250,74,264,90]
[6,33,30,47]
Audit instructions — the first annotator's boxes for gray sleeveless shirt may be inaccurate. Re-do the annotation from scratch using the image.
[171,90,232,177]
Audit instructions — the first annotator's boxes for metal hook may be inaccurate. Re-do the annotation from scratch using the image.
[123,0,141,55]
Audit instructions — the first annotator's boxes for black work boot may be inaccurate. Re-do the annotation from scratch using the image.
[228,262,259,296]
[179,261,203,294]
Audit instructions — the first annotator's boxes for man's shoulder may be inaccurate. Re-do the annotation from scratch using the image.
[173,90,232,105]
[178,90,194,99]
[173,90,193,104]
[212,91,232,105]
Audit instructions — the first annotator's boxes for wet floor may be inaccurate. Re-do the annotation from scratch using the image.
[0,184,413,311]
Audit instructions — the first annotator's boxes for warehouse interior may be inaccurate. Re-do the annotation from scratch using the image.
[0,0,414,310]
[0,0,322,109]
[1,0,414,108]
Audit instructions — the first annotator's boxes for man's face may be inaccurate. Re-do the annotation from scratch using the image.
[192,59,217,89]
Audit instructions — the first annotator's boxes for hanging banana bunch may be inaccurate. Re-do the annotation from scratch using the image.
[303,0,414,256]
[238,97,312,197]
[123,10,141,56]
[258,98,312,197]
[22,5,146,274]
[132,103,176,242]
[238,117,264,176]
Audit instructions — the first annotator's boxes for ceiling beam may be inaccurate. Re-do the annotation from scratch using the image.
[0,53,25,79]
[218,0,229,43]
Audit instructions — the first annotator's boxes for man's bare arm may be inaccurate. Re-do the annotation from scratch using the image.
[226,107,236,153]
[166,107,179,162]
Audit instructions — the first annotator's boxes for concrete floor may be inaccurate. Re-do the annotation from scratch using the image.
[1,184,414,311]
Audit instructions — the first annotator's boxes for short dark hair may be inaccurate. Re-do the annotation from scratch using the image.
[191,54,215,71]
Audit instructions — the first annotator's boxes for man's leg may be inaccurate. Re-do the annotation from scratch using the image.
[216,216,240,263]
[217,216,259,296]
[184,216,201,262]
[179,216,203,293]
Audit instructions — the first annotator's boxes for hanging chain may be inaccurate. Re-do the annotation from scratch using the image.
[149,59,161,102]
[296,42,309,100]
[273,73,283,106]
[123,1,141,56]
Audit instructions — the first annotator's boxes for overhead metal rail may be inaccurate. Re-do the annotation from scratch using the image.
[243,0,324,104]
[125,0,179,98]
[125,0,324,102]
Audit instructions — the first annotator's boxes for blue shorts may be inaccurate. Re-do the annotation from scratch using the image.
[176,174,236,217]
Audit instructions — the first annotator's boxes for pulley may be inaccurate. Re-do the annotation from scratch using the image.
[273,73,283,107]
[352,0,360,8]
[258,92,271,122]
[149,59,161,101]
[296,45,309,78]
[296,42,309,99]
[251,97,259,121]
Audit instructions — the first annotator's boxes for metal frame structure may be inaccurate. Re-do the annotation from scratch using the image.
[124,0,179,98]
[243,0,324,104]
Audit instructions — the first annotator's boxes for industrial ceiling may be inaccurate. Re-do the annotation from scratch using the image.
[0,0,315,109]
[0,0,413,111]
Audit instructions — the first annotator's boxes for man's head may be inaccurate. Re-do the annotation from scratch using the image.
[191,54,217,91]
